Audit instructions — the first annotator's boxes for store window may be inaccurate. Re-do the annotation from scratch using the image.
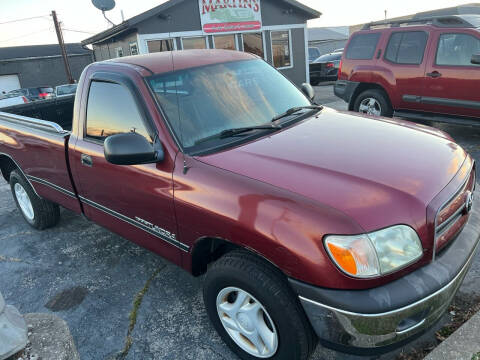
[147,39,175,53]
[242,33,264,58]
[214,35,237,50]
[182,37,208,50]
[129,42,139,56]
[271,31,292,68]
[115,47,123,58]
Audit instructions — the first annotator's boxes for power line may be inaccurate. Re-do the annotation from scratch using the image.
[0,15,50,26]
[62,29,96,34]
[0,28,52,44]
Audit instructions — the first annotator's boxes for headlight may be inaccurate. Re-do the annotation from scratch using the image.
[324,225,423,278]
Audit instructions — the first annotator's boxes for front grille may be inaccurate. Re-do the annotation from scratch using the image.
[435,168,475,253]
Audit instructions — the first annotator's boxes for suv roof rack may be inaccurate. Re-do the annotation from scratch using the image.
[361,15,479,31]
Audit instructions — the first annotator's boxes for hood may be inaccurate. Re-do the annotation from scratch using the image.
[197,108,466,235]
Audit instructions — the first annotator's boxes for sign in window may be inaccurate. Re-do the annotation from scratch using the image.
[214,35,237,50]
[183,37,208,50]
[243,33,264,58]
[147,39,175,53]
[271,31,291,68]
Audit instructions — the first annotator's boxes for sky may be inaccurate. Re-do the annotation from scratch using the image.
[0,0,476,47]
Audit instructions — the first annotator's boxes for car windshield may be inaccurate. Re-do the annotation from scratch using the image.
[56,84,77,95]
[314,53,342,62]
[147,59,311,153]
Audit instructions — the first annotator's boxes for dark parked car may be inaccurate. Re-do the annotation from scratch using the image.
[335,15,480,122]
[8,87,55,102]
[309,52,342,84]
[0,50,478,360]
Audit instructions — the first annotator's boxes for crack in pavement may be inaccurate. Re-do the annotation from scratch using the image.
[113,265,167,360]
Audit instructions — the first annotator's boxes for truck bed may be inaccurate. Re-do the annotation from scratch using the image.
[0,94,81,215]
[0,95,74,132]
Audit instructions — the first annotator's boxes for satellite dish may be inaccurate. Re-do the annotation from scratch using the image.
[92,0,116,12]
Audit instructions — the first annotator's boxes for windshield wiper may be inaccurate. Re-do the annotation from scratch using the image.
[271,105,323,122]
[220,124,281,139]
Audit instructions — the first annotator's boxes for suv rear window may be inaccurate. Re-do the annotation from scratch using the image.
[346,33,381,60]
[385,31,428,65]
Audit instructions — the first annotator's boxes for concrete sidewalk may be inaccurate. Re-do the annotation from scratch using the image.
[425,311,480,360]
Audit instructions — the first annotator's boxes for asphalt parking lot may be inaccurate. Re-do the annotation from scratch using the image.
[1,84,480,360]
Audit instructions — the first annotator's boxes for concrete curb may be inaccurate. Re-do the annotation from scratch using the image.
[425,310,480,360]
[22,313,79,360]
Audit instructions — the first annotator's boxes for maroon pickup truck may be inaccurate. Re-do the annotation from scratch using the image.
[0,50,478,360]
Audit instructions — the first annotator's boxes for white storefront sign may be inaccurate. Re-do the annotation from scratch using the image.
[199,0,262,34]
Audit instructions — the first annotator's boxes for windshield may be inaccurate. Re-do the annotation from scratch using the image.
[147,59,311,153]
[56,84,77,95]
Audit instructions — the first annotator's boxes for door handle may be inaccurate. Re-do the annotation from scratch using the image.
[427,71,442,78]
[81,154,93,167]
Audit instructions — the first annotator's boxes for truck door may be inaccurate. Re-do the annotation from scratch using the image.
[421,30,480,118]
[70,72,185,264]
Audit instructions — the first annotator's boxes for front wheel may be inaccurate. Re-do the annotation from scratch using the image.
[353,89,393,117]
[203,250,316,360]
[10,170,60,230]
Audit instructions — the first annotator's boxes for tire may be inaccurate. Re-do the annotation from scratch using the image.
[203,250,317,360]
[10,170,60,230]
[310,79,320,86]
[353,89,393,117]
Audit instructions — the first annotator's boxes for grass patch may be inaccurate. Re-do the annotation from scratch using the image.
[472,352,480,360]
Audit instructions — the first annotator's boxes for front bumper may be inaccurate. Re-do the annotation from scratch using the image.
[290,192,480,353]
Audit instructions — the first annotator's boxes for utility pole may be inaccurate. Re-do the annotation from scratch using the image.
[51,10,74,84]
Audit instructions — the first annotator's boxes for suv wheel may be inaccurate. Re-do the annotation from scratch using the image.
[354,89,393,117]
[203,250,316,360]
[10,170,60,230]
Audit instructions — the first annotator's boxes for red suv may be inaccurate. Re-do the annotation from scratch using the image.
[335,15,480,122]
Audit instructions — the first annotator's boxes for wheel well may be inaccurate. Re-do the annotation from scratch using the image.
[349,83,391,111]
[191,237,242,276]
[0,155,18,183]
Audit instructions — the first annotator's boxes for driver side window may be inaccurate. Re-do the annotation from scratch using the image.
[436,33,480,66]
[86,81,151,142]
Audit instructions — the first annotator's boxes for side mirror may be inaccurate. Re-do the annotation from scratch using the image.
[471,53,480,65]
[301,83,315,101]
[104,132,163,165]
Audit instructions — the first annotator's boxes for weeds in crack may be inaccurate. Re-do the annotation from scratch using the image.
[115,265,165,360]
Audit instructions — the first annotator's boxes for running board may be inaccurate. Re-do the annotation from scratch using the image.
[394,111,480,127]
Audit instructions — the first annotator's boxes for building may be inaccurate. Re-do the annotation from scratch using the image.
[308,26,349,58]
[0,44,93,93]
[82,0,321,85]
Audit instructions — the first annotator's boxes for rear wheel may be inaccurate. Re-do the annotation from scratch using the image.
[203,250,316,360]
[10,170,60,230]
[353,89,393,117]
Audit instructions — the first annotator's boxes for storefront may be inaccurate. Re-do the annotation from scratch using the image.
[83,0,321,85]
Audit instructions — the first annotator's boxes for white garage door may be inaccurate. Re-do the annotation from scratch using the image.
[0,74,20,94]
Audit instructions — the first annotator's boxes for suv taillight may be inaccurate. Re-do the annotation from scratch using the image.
[326,62,334,68]
[22,96,28,103]
[338,60,343,79]
[39,93,48,98]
